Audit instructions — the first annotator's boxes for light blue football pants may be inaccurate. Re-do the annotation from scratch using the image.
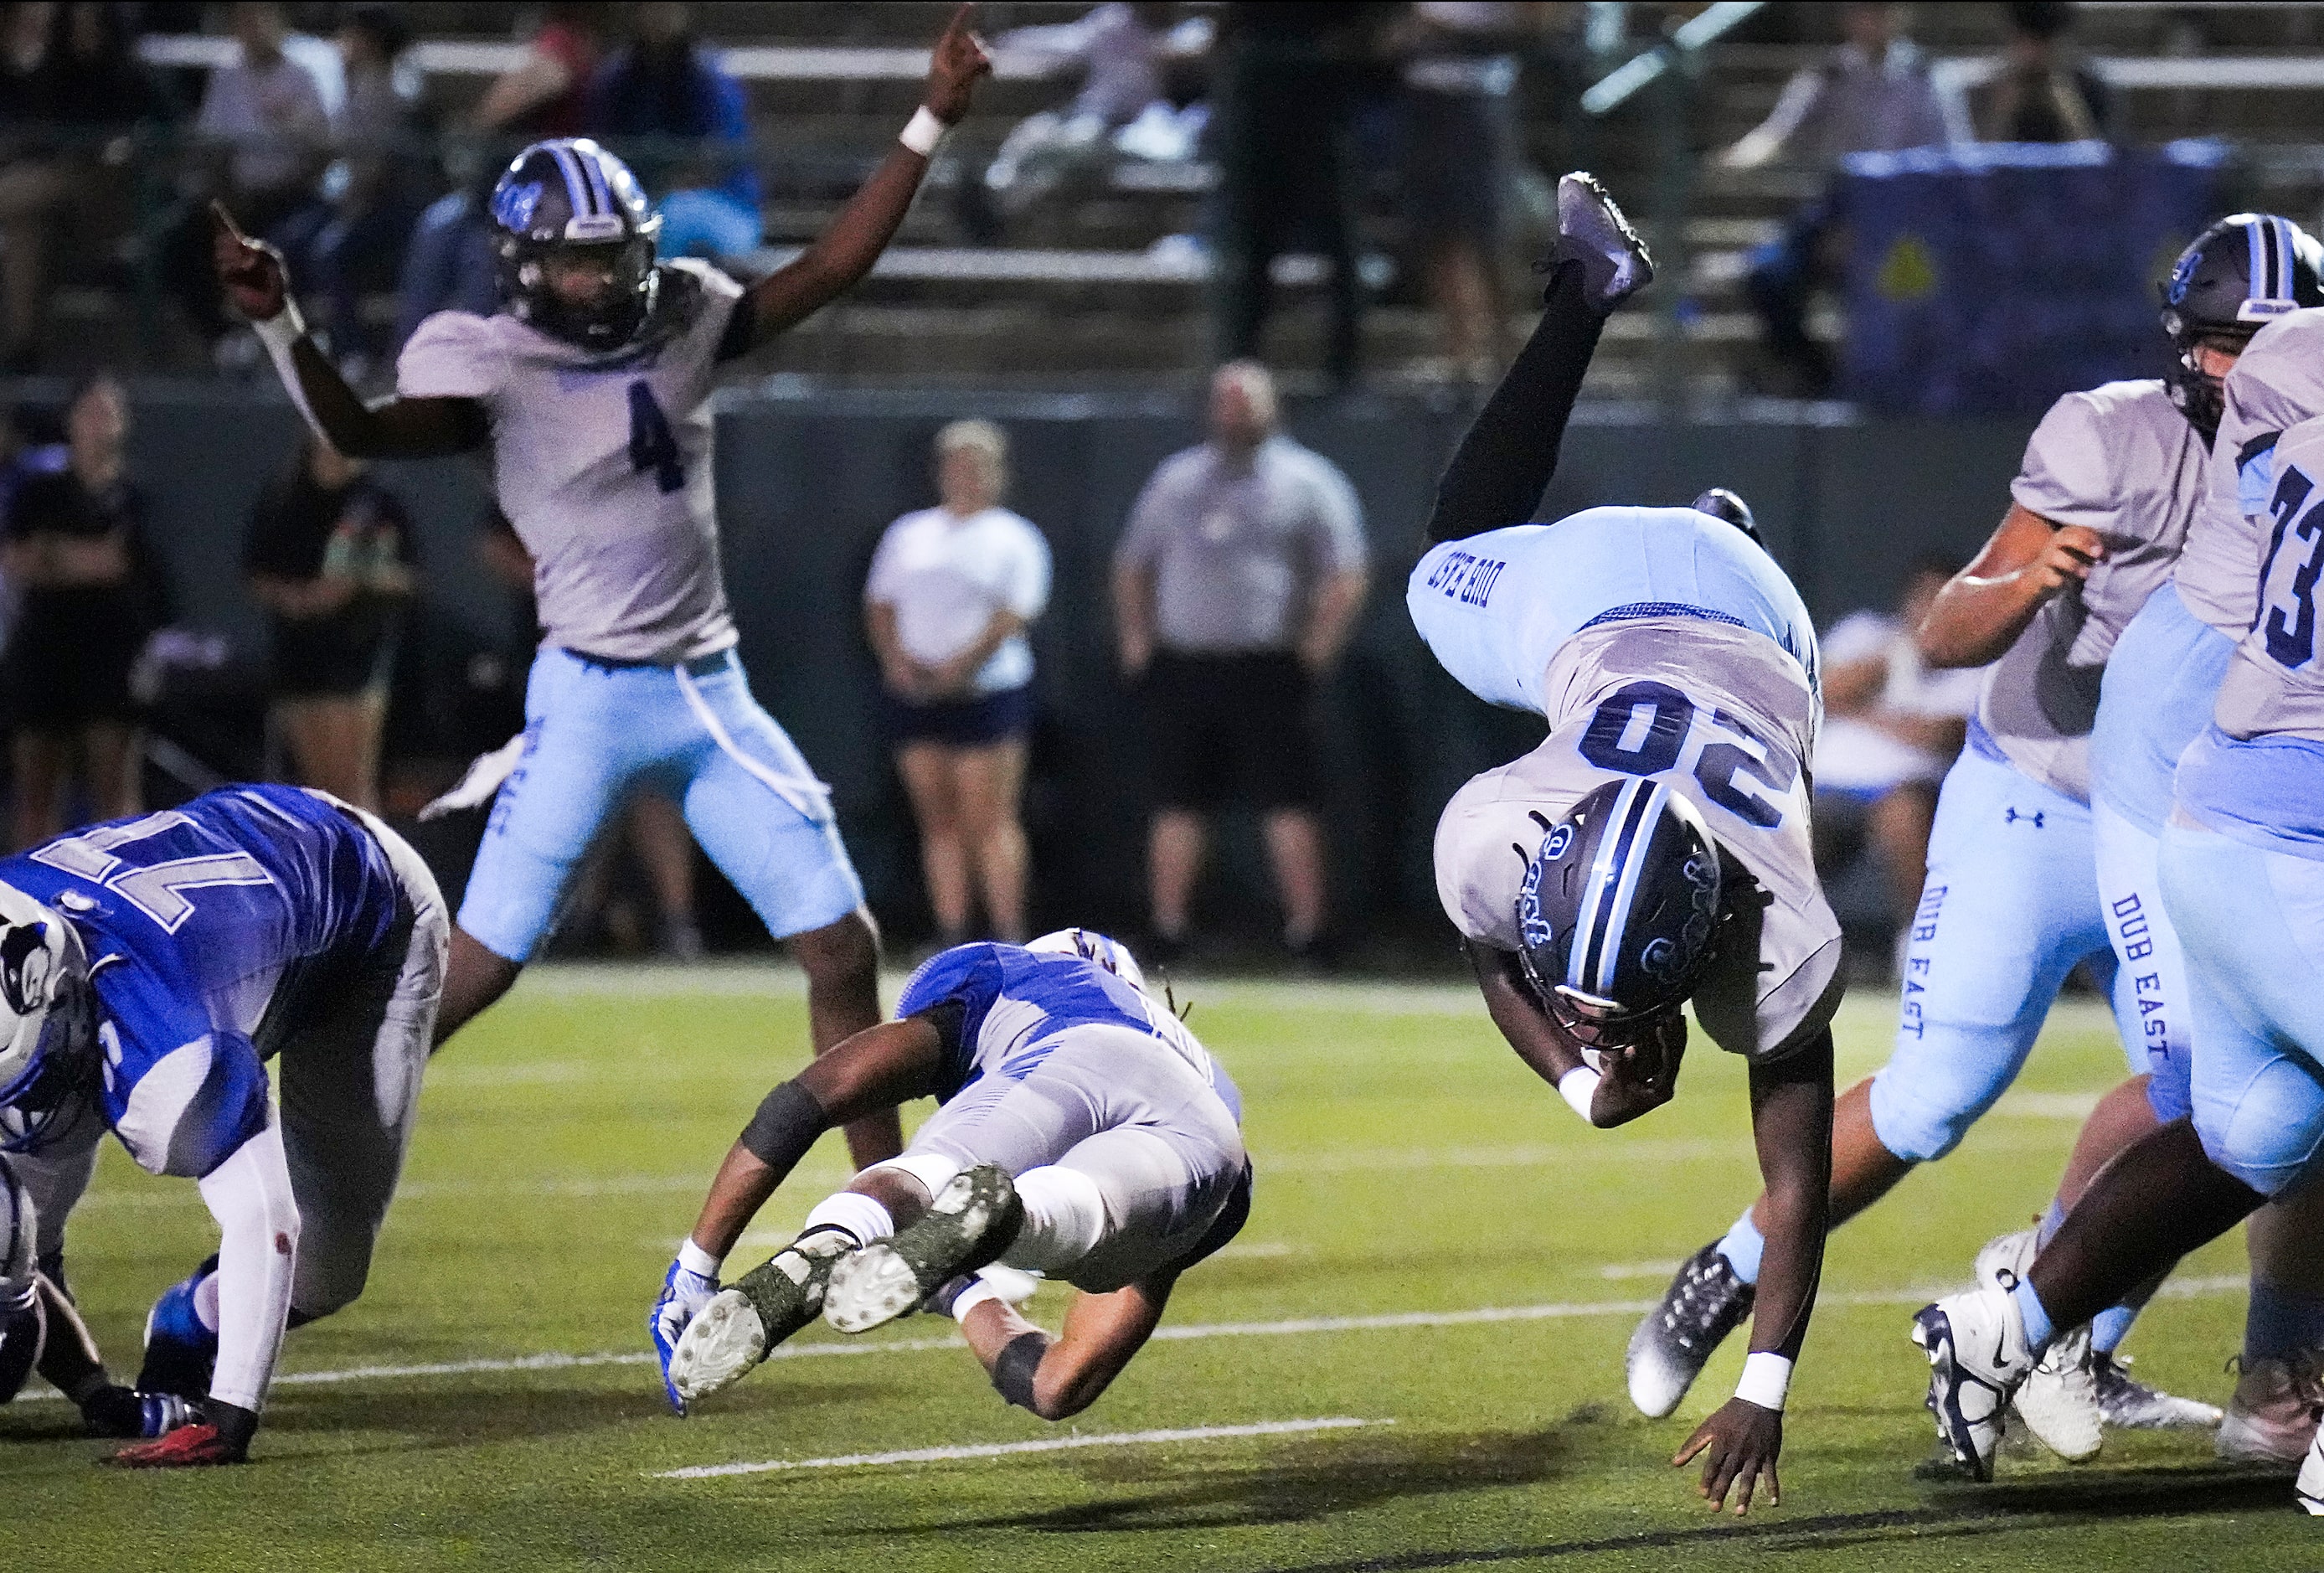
[2088,582,2237,1122]
[2160,820,2324,1196]
[461,646,864,962]
[1867,744,2146,1163]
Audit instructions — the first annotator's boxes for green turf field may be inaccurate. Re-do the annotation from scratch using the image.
[8,967,2311,1570]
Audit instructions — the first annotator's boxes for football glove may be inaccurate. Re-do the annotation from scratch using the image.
[649,1257,720,1416]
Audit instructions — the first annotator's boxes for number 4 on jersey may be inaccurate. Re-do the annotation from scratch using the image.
[627,380,685,494]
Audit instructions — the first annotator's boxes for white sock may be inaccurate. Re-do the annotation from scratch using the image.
[1002,1167,1107,1275]
[801,1191,894,1247]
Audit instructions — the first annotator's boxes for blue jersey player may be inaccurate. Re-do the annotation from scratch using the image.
[211,12,994,1173]
[652,929,1250,1421]
[0,785,446,1466]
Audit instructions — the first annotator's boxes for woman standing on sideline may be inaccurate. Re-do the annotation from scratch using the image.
[245,434,416,811]
[3,372,162,848]
[865,420,1051,946]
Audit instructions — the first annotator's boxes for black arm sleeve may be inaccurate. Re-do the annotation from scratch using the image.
[1425,264,1607,545]
[714,292,760,364]
[737,1080,832,1173]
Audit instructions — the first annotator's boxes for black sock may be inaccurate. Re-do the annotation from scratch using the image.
[1425,264,1606,545]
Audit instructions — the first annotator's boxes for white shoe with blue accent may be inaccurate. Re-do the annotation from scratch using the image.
[1912,1284,2035,1482]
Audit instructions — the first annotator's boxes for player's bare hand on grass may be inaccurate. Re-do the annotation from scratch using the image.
[923,5,993,124]
[210,200,289,321]
[2029,525,2105,596]
[1674,1396,1782,1514]
[1589,1011,1686,1127]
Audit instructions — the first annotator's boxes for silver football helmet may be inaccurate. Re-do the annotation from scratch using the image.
[1025,927,1147,995]
[0,881,90,1148]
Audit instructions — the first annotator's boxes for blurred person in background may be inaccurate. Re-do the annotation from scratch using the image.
[1722,3,1951,397]
[3,374,162,848]
[866,420,1053,949]
[1113,360,1368,962]
[1810,558,1979,953]
[0,1,177,373]
[1981,1,2112,144]
[465,2,609,139]
[585,1,761,261]
[1394,3,1548,389]
[283,3,427,374]
[1211,3,1394,393]
[243,434,417,812]
[169,0,330,360]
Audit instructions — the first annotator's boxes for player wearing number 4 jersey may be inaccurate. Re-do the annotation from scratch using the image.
[1409,174,1837,1516]
[0,785,447,1466]
[211,11,995,1168]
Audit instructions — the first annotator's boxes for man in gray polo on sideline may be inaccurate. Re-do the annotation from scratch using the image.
[1110,360,1369,962]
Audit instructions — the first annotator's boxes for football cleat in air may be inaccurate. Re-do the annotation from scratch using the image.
[1973,1229,2099,1462]
[137,1256,219,1401]
[2094,1350,2221,1431]
[647,1257,721,1416]
[666,1228,853,1405]
[2298,1419,2324,1514]
[2218,1352,2323,1466]
[825,1166,1024,1336]
[1546,172,1654,312]
[1911,1286,2035,1483]
[1626,1241,1754,1419]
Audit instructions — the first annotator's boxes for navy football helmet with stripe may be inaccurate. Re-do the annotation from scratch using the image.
[1515,778,1723,1032]
[490,137,663,351]
[2161,213,2323,440]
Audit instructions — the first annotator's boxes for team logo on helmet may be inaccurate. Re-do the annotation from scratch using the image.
[0,920,53,1019]
[492,180,544,235]
[2166,248,2198,307]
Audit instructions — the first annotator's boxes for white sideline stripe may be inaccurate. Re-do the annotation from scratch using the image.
[14,1275,2249,1405]
[656,1417,1380,1480]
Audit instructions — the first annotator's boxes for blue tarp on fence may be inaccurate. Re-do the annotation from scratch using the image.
[1841,139,2226,415]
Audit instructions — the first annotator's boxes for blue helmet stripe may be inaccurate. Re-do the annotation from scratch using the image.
[1568,777,1654,995]
[2275,215,2296,302]
[577,142,614,214]
[1594,779,1671,998]
[547,142,595,220]
[2247,216,2269,302]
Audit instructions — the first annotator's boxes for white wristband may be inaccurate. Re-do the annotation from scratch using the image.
[1558,1065,1601,1122]
[950,1276,1007,1324]
[900,105,950,157]
[1735,1351,1794,1411]
[251,299,328,442]
[677,1239,723,1280]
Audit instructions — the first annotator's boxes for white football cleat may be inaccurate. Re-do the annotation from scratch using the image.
[826,1166,1023,1335]
[2218,1353,2324,1466]
[1549,173,1654,312]
[1971,1226,2100,1461]
[1912,1285,2035,1482]
[2093,1351,2221,1431]
[2297,1420,2324,1514]
[667,1289,767,1405]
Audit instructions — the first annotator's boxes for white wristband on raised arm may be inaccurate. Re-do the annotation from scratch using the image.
[949,1276,1008,1324]
[1735,1351,1794,1411]
[900,106,951,157]
[1557,1065,1601,1123]
[251,300,328,442]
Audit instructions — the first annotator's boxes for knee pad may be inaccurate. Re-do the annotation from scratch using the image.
[1868,1058,1987,1164]
[2198,1057,2324,1198]
[1002,1167,1108,1276]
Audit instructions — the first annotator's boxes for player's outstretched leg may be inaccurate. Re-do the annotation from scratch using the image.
[826,1166,1025,1335]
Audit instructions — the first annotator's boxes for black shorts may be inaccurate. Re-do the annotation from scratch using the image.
[7,596,142,732]
[1145,650,1318,812]
[884,683,1034,749]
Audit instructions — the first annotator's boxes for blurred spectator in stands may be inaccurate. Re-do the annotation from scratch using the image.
[466,2,608,138]
[1113,361,1368,962]
[1981,1,2112,143]
[968,3,1207,241]
[1394,3,1552,389]
[1810,558,1978,953]
[866,420,1053,948]
[243,434,416,811]
[394,157,502,353]
[1723,2,1950,397]
[173,0,331,359]
[1212,3,1396,392]
[271,4,425,376]
[3,374,164,848]
[0,1,177,372]
[585,2,760,261]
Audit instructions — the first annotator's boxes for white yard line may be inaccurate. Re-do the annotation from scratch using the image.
[14,1275,2249,1405]
[656,1416,1382,1479]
